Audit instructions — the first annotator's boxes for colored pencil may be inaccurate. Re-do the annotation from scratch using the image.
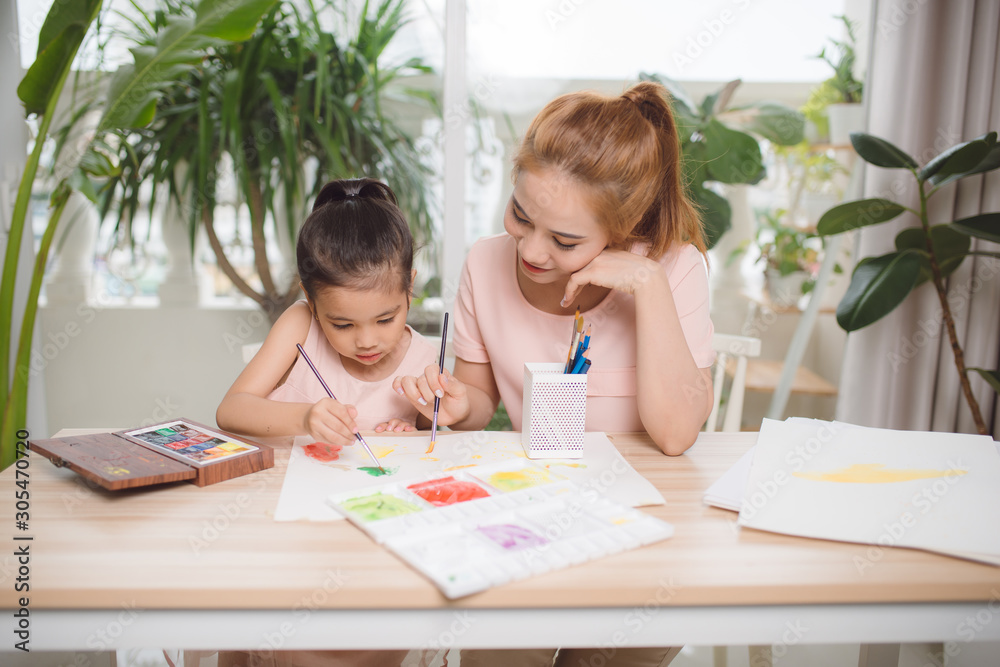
[564,307,580,372]
[427,312,449,454]
[296,343,383,472]
[570,347,590,375]
[565,312,584,373]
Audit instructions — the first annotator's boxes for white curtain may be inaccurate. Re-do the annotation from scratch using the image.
[836,0,1000,436]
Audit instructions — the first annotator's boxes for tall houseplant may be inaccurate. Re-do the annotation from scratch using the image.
[817,131,1000,434]
[640,75,805,248]
[97,0,436,321]
[0,0,276,469]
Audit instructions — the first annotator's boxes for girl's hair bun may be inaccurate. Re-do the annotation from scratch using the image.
[312,178,398,211]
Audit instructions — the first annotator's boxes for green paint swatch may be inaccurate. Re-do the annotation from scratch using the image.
[340,492,423,521]
[358,465,397,477]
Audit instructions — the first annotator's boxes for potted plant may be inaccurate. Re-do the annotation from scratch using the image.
[817,131,1000,434]
[92,0,436,322]
[816,14,865,145]
[1,0,276,469]
[639,74,805,248]
[747,209,827,306]
[777,141,851,225]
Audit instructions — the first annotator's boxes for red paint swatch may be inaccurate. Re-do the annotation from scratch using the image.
[303,442,343,462]
[407,476,490,506]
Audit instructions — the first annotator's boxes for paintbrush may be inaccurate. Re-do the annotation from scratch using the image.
[427,312,449,454]
[296,343,384,472]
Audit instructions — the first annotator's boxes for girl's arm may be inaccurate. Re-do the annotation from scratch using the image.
[216,301,361,445]
[562,250,713,456]
[393,357,500,431]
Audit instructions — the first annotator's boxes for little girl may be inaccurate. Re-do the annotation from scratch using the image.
[217,177,439,446]
[213,178,439,667]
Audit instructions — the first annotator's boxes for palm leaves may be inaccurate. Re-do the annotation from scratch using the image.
[98,0,437,320]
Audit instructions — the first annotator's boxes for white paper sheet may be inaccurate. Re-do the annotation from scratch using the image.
[274,431,665,521]
[703,446,756,512]
[737,418,1000,565]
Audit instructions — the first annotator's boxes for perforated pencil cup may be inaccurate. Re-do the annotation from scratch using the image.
[521,362,587,459]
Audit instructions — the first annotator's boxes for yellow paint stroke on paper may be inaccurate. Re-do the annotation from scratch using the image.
[487,467,557,492]
[793,463,968,484]
[420,456,439,462]
[371,446,396,459]
[545,462,587,469]
[444,464,477,471]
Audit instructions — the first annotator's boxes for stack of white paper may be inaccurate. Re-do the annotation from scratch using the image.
[705,418,1000,565]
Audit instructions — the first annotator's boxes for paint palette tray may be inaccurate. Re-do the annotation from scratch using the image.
[327,460,674,599]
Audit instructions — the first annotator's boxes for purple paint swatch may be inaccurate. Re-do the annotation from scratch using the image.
[477,523,549,551]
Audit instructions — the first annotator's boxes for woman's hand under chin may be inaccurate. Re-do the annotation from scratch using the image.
[560,249,663,308]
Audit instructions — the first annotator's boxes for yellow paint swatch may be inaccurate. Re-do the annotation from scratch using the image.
[793,463,968,484]
[372,446,396,459]
[487,467,556,492]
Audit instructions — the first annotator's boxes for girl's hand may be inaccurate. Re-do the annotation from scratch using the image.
[374,418,416,433]
[560,249,664,308]
[303,398,360,446]
[393,366,470,426]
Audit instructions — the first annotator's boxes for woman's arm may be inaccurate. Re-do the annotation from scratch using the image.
[216,302,361,445]
[631,269,713,455]
[561,250,713,455]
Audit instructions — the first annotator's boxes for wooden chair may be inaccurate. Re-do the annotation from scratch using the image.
[706,333,762,433]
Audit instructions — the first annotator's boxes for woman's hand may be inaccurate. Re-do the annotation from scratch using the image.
[560,249,664,308]
[393,366,470,426]
[302,398,361,446]
[374,418,416,433]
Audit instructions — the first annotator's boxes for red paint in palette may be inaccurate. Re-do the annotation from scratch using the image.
[407,476,490,506]
[304,442,343,462]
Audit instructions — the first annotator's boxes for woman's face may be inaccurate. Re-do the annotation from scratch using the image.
[503,167,610,286]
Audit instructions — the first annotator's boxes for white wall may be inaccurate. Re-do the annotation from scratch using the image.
[38,303,270,436]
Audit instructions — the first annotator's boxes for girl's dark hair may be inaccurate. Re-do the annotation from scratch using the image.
[297,178,414,298]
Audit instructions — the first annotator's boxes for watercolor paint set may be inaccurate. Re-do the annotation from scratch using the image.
[30,419,273,490]
[327,460,674,599]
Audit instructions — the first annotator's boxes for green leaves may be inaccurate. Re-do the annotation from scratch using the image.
[700,119,765,185]
[690,185,731,250]
[816,198,906,235]
[850,132,918,169]
[734,102,806,146]
[100,0,278,130]
[919,132,997,185]
[952,213,1000,243]
[17,0,102,115]
[836,250,923,332]
[641,73,803,248]
[894,225,971,285]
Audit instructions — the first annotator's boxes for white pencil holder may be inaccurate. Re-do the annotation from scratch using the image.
[521,362,587,459]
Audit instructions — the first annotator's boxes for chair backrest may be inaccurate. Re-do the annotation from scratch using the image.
[705,333,762,433]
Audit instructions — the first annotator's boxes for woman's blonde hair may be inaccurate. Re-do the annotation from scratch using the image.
[512,81,705,259]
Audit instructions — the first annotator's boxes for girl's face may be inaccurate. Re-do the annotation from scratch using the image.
[504,167,610,286]
[308,283,410,371]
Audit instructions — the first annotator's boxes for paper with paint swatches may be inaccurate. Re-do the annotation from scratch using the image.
[327,459,674,599]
